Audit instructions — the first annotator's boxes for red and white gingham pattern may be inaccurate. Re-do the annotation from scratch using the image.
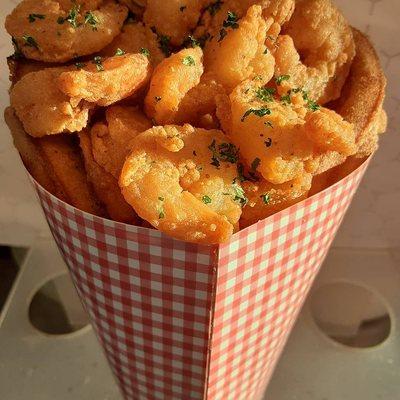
[31,160,368,400]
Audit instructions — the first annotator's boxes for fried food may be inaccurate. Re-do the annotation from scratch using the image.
[226,79,356,184]
[119,124,244,244]
[91,105,152,178]
[143,0,205,46]
[4,107,106,216]
[331,29,387,157]
[99,21,165,66]
[144,47,204,124]
[10,67,93,137]
[203,5,275,92]
[241,173,312,228]
[79,130,139,223]
[57,53,152,107]
[275,0,355,104]
[5,0,128,63]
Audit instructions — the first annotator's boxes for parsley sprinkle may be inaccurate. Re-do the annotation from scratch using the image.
[202,195,212,204]
[218,143,239,163]
[223,11,239,29]
[182,56,195,66]
[251,157,261,171]
[255,87,276,102]
[206,0,223,16]
[208,140,221,168]
[264,137,272,147]
[115,48,125,56]
[92,56,104,71]
[184,35,201,48]
[306,98,320,112]
[232,183,248,206]
[75,62,86,69]
[84,11,98,30]
[22,35,38,49]
[140,47,150,57]
[28,14,45,23]
[281,94,291,105]
[276,75,290,85]
[151,27,172,57]
[241,108,271,122]
[260,194,270,204]
[180,5,187,11]
[63,4,81,28]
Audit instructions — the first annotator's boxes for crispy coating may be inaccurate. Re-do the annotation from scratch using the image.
[241,173,312,228]
[5,0,128,63]
[79,130,139,223]
[203,5,275,92]
[226,80,356,184]
[10,67,93,137]
[99,21,165,66]
[4,107,106,216]
[119,124,244,244]
[144,0,205,46]
[274,0,355,104]
[91,105,152,178]
[57,54,152,107]
[117,0,145,16]
[144,47,204,124]
[331,29,387,157]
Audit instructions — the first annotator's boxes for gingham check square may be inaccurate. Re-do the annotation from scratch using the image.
[32,160,367,400]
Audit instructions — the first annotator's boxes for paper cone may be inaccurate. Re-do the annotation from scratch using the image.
[30,159,369,400]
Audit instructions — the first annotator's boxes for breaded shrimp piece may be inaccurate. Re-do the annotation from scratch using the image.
[144,0,205,46]
[241,173,312,228]
[203,6,275,92]
[99,21,165,66]
[79,130,139,224]
[226,80,356,184]
[91,105,152,178]
[10,67,93,137]
[5,0,127,63]
[275,0,355,104]
[119,124,244,244]
[144,47,204,125]
[57,53,152,107]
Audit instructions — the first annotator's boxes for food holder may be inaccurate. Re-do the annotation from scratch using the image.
[28,158,369,400]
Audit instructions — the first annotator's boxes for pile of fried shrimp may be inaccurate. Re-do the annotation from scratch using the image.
[4,0,387,244]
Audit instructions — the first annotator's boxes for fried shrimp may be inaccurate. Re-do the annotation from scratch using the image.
[91,105,152,178]
[144,0,205,46]
[144,47,204,125]
[79,130,139,224]
[203,5,275,92]
[57,53,152,107]
[274,0,355,104]
[241,173,312,228]
[331,29,387,157]
[5,0,128,63]
[119,124,244,244]
[99,21,165,66]
[226,80,356,184]
[10,67,93,137]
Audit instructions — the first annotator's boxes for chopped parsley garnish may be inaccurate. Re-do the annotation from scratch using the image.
[232,183,248,206]
[208,140,239,167]
[59,4,81,28]
[115,48,125,56]
[75,62,86,69]
[182,56,195,66]
[289,88,321,112]
[219,11,239,41]
[236,163,259,183]
[92,56,104,71]
[180,5,187,12]
[208,139,221,168]
[255,87,276,102]
[275,75,290,85]
[151,27,172,57]
[260,194,270,204]
[281,94,291,105]
[140,47,150,57]
[264,137,272,147]
[202,195,212,204]
[184,35,201,48]
[306,98,320,112]
[206,0,223,16]
[241,107,271,122]
[251,157,261,171]
[28,14,45,23]
[84,11,99,30]
[22,35,38,49]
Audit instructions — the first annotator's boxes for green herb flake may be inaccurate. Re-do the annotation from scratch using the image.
[184,35,201,48]
[208,139,221,168]
[64,4,81,29]
[202,195,212,204]
[84,11,99,30]
[275,74,290,85]
[151,27,172,57]
[232,183,248,206]
[223,11,239,29]
[140,47,150,57]
[92,56,104,72]
[255,87,276,102]
[115,48,125,56]
[75,62,86,69]
[182,55,195,66]
[281,94,291,105]
[241,107,271,122]
[260,194,270,204]
[22,35,38,49]
[307,99,320,112]
[28,14,45,23]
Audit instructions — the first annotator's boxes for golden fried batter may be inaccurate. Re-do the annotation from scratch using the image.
[57,53,152,107]
[10,67,93,137]
[5,0,127,63]
[145,47,204,124]
[120,124,244,244]
[91,105,152,178]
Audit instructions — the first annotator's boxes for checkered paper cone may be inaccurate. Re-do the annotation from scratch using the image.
[30,160,368,400]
